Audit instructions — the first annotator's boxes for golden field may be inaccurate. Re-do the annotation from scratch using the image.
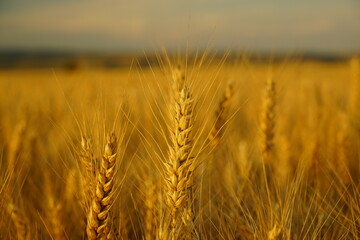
[0,56,359,239]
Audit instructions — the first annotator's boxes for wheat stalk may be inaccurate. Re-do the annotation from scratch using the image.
[144,179,157,240]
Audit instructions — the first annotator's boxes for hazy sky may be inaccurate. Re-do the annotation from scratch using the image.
[0,0,359,52]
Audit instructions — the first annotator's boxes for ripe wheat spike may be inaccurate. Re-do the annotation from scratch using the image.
[86,133,118,240]
[260,77,276,164]
[208,82,234,148]
[7,203,30,240]
[164,85,196,240]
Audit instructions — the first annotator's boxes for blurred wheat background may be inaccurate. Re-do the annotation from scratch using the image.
[0,55,359,239]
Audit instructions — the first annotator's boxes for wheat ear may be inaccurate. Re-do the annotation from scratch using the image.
[86,133,117,240]
[167,66,186,122]
[165,86,196,240]
[47,197,66,240]
[260,77,276,164]
[80,136,96,178]
[208,82,233,148]
[7,203,30,240]
[7,121,26,186]
[79,136,97,211]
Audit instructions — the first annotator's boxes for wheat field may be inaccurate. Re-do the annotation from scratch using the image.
[0,54,359,239]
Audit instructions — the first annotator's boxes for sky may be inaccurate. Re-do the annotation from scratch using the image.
[0,0,359,53]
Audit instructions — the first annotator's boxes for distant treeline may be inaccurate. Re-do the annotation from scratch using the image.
[0,50,356,69]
